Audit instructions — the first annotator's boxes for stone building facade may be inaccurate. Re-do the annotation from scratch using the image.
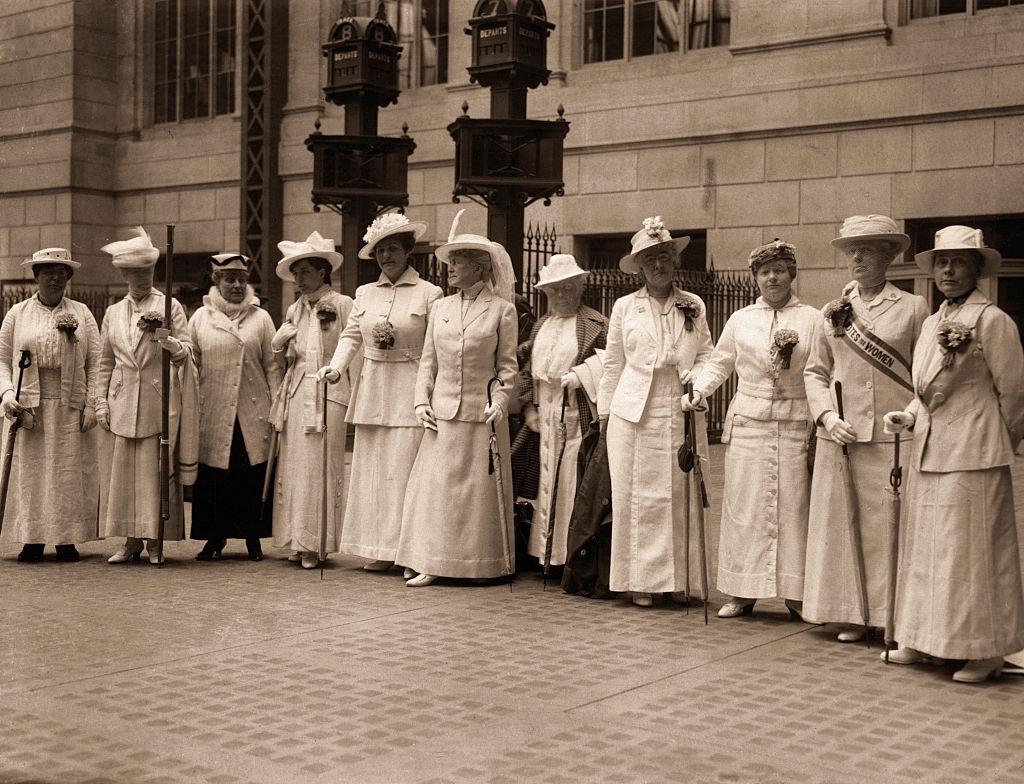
[2,0,1023,329]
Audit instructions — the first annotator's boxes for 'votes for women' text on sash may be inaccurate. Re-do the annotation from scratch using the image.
[840,314,914,393]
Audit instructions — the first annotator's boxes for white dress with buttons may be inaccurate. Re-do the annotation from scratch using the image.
[694,296,820,601]
[802,282,928,627]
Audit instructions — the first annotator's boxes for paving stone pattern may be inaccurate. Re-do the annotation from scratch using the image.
[1,446,1022,783]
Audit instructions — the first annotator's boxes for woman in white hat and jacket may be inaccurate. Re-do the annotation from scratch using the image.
[803,215,929,640]
[188,253,283,561]
[394,210,518,586]
[517,254,607,570]
[597,217,714,607]
[685,240,820,619]
[883,225,1024,683]
[270,231,355,569]
[0,248,102,562]
[97,227,198,565]
[315,213,442,574]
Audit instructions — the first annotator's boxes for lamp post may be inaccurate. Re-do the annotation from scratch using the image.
[451,0,569,288]
[306,8,417,294]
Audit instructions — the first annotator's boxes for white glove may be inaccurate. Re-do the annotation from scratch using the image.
[96,405,111,431]
[523,406,540,433]
[80,407,97,433]
[821,411,857,445]
[272,321,299,352]
[415,403,437,432]
[678,368,694,387]
[883,410,915,435]
[560,370,581,391]
[316,366,341,384]
[1,390,23,419]
[681,389,705,413]
[483,402,504,425]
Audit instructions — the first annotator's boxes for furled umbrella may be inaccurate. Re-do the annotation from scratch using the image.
[0,349,33,537]
[679,382,710,624]
[541,388,569,588]
[883,431,902,663]
[835,380,870,645]
[487,377,514,588]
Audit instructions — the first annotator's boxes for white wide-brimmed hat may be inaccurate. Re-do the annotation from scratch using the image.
[619,216,690,274]
[275,231,344,282]
[436,210,516,303]
[535,254,588,289]
[914,225,1002,278]
[209,253,251,273]
[358,212,427,260]
[22,247,81,271]
[101,226,160,268]
[830,215,910,255]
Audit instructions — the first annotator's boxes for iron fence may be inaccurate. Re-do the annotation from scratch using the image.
[0,281,124,326]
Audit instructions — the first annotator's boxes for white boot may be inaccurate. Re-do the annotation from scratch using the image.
[952,657,1003,683]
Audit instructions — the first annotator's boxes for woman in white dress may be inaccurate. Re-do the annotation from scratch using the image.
[96,227,197,566]
[597,217,714,608]
[317,213,442,574]
[884,225,1024,683]
[803,215,929,641]
[517,254,607,572]
[394,210,518,586]
[0,248,101,562]
[270,232,354,569]
[687,240,819,618]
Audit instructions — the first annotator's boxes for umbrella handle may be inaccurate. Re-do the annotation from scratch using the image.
[890,432,902,490]
[486,376,501,408]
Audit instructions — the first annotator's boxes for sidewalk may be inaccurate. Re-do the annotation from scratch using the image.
[0,446,1021,784]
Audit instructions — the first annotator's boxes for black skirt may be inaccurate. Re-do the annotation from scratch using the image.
[190,420,272,540]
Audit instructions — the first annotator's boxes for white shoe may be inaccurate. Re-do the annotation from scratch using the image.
[881,646,922,665]
[300,553,319,570]
[287,552,301,563]
[837,627,866,643]
[406,573,437,587]
[403,567,416,579]
[952,657,1003,683]
[718,598,756,618]
[107,547,141,564]
[632,592,654,607]
[363,560,393,572]
[148,550,164,565]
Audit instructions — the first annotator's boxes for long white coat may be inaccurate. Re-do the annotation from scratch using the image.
[188,289,282,469]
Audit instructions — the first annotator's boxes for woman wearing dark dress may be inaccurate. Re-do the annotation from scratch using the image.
[187,253,283,560]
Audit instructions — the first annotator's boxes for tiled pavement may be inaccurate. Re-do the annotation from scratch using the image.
[1,447,1023,784]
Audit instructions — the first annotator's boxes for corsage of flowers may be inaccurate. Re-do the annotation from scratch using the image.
[137,311,164,332]
[642,215,666,239]
[769,328,800,379]
[936,320,972,368]
[673,293,700,332]
[370,321,396,350]
[54,312,79,343]
[314,301,338,331]
[823,296,853,338]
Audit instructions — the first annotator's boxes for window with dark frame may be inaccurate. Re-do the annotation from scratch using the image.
[907,0,1023,19]
[153,0,236,125]
[583,0,729,64]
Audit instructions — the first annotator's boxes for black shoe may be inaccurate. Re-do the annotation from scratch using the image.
[17,544,44,562]
[246,538,264,561]
[196,539,226,561]
[55,544,80,562]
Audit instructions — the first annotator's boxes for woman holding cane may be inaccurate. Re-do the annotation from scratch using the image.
[0,248,102,562]
[803,216,928,641]
[316,212,442,575]
[270,232,353,570]
[394,210,517,587]
[686,240,819,619]
[883,225,1024,683]
[598,217,714,608]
